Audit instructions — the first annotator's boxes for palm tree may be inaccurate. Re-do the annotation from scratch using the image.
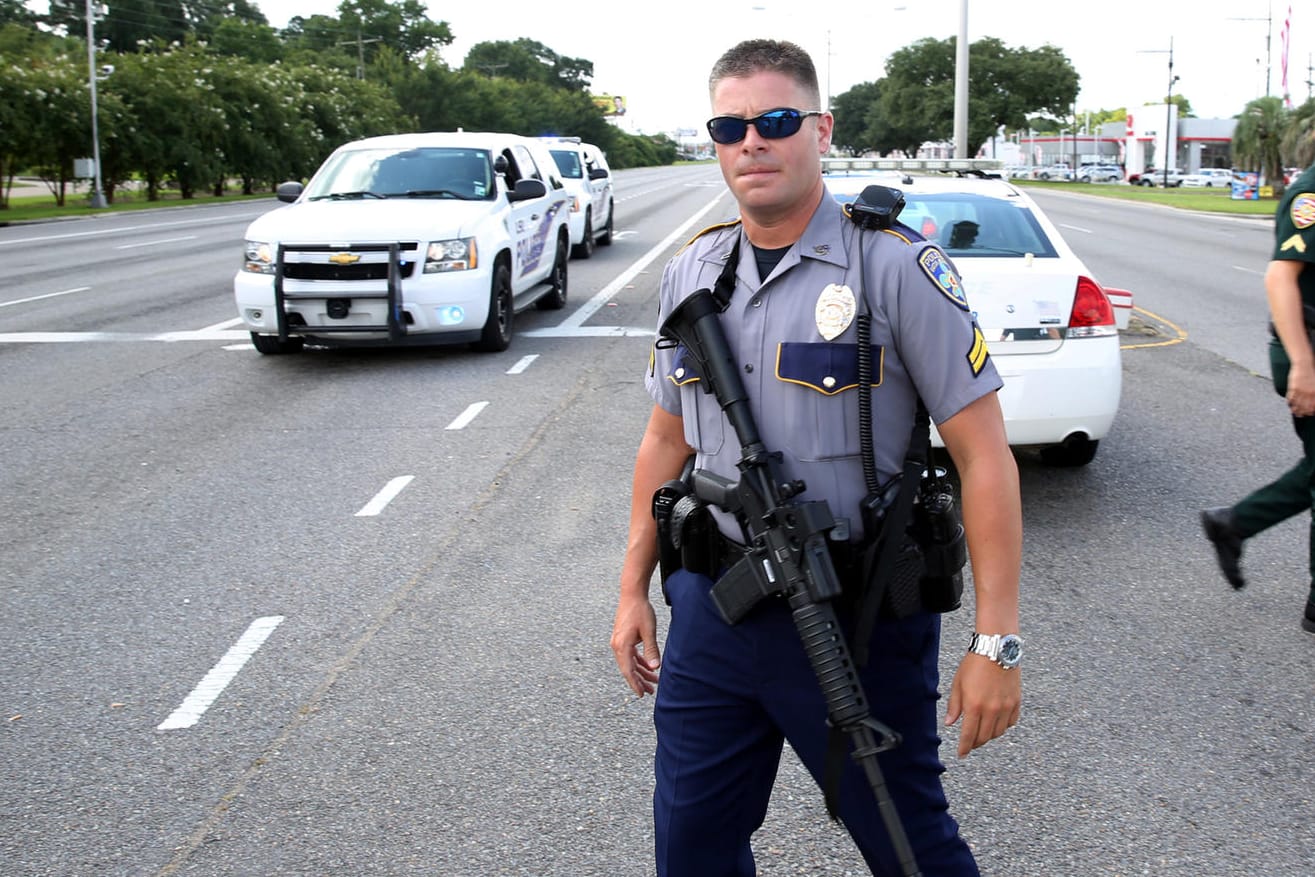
[1232,96,1289,195]
[1280,97,1315,171]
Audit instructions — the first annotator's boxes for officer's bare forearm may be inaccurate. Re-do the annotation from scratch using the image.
[620,405,694,599]
[939,394,1021,632]
[1267,260,1313,367]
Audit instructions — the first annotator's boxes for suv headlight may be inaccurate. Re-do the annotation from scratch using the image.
[243,241,275,274]
[425,238,477,273]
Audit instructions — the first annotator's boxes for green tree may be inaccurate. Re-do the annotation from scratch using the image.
[830,81,881,156]
[101,0,190,52]
[463,38,592,91]
[1232,96,1289,194]
[337,0,451,60]
[873,36,1078,156]
[1280,97,1315,169]
[207,17,282,62]
[0,0,38,26]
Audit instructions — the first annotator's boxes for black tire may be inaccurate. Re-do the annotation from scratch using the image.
[536,234,569,311]
[250,332,304,355]
[473,261,513,352]
[1139,179,1153,187]
[598,202,614,245]
[1039,437,1099,467]
[571,211,595,259]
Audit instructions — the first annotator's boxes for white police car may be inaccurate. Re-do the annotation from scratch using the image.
[824,158,1132,467]
[538,137,615,259]
[235,131,572,354]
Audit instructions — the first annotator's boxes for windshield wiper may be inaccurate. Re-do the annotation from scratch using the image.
[402,189,467,199]
[308,190,386,201]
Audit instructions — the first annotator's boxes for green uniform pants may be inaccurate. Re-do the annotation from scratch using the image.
[1232,337,1315,591]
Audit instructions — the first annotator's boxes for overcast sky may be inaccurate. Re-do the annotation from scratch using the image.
[43,0,1315,135]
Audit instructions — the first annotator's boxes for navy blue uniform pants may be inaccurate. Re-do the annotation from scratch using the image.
[1233,339,1315,589]
[653,569,978,876]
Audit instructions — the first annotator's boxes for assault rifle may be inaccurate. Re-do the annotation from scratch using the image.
[659,288,922,877]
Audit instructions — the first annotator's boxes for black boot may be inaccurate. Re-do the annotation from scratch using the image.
[1303,599,1315,634]
[1200,507,1246,590]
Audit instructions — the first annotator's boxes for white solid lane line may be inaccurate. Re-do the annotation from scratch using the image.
[445,401,488,430]
[355,475,415,517]
[157,615,285,731]
[114,235,197,250]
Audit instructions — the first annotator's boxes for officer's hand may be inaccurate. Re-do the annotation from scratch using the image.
[945,654,1021,758]
[1288,360,1315,417]
[611,592,661,697]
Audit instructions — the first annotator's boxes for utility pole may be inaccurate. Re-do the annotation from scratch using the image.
[1228,2,1272,97]
[1137,37,1177,186]
[337,30,382,80]
[84,0,106,209]
[952,0,968,158]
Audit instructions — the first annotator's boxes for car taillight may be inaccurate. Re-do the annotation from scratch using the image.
[1068,276,1118,338]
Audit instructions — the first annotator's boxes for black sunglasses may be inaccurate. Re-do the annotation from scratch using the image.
[705,108,823,145]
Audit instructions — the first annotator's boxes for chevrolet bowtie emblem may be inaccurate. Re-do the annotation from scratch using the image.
[329,252,361,264]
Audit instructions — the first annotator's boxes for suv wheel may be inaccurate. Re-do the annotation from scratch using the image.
[572,211,595,259]
[473,261,513,352]
[250,332,304,355]
[536,234,569,311]
[598,201,614,246]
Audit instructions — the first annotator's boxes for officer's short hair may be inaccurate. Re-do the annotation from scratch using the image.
[708,39,821,107]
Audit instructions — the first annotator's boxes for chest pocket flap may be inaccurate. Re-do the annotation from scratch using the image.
[775,342,883,395]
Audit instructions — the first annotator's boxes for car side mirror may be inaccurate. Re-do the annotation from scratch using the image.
[276,181,303,203]
[508,178,548,202]
[588,167,610,180]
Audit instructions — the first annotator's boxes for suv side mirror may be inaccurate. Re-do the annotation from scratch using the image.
[508,178,547,202]
[276,181,304,203]
[588,167,610,180]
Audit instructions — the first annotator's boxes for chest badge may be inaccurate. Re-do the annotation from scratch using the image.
[815,283,856,341]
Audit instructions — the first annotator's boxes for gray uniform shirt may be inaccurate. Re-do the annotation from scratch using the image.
[646,191,1002,542]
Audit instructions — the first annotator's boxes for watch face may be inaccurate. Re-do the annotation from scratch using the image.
[998,635,1022,668]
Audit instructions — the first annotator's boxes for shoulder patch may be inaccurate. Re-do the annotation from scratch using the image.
[676,218,741,256]
[917,246,970,311]
[1291,195,1315,229]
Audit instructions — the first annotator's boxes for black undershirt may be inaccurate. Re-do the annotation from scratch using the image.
[753,244,791,279]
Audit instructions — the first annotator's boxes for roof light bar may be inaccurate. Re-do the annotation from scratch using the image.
[820,157,1006,173]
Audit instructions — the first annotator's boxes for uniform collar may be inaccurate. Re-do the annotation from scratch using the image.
[697,191,851,282]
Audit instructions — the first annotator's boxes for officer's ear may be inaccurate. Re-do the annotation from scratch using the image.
[816,111,834,156]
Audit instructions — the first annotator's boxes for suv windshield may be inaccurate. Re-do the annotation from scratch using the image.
[305,147,495,201]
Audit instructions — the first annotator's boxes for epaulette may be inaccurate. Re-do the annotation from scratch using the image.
[676,218,741,257]
[879,220,924,246]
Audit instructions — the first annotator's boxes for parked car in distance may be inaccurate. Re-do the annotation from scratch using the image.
[1034,164,1074,181]
[538,136,615,259]
[1180,168,1235,188]
[1078,164,1123,183]
[821,157,1132,467]
[234,131,572,354]
[1130,167,1188,187]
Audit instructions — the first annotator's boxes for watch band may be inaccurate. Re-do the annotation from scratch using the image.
[968,632,1023,669]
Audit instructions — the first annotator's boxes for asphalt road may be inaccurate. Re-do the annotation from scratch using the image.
[1,168,1312,876]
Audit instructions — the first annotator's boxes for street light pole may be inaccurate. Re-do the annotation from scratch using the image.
[84,0,107,209]
[1228,1,1272,97]
[1163,37,1178,188]
[952,0,968,158]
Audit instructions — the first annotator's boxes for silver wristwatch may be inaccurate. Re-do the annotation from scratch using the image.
[968,632,1023,670]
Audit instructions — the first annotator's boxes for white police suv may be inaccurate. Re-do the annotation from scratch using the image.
[235,131,572,354]
[538,137,614,259]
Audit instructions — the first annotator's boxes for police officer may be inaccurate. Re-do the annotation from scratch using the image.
[1202,158,1315,632]
[609,39,1023,876]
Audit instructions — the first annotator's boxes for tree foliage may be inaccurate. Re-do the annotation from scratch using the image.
[1233,96,1289,191]
[837,36,1080,156]
[1,0,672,209]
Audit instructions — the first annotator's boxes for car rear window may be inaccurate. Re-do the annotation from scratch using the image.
[901,193,1059,258]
